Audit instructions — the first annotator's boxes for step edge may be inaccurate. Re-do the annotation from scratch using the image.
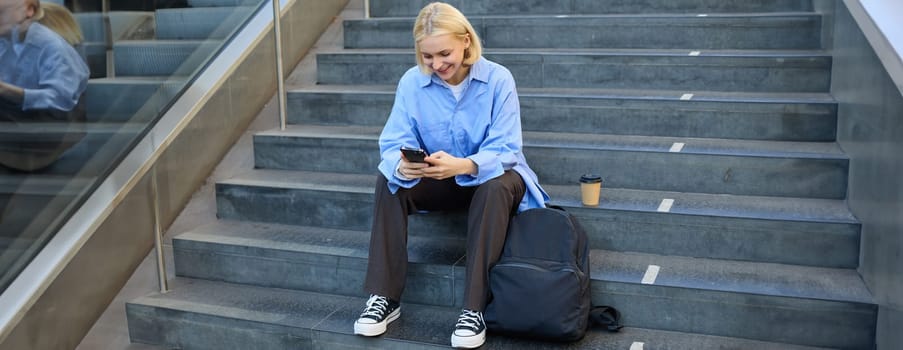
[217,169,859,225]
[172,223,871,305]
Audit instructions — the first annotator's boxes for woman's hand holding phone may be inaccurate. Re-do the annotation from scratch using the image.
[399,147,431,179]
[420,150,477,180]
[401,147,428,163]
[399,147,477,180]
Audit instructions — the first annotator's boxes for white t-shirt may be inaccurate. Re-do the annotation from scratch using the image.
[447,79,466,101]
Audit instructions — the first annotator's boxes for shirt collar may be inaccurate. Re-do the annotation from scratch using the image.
[10,22,38,56]
[418,56,489,87]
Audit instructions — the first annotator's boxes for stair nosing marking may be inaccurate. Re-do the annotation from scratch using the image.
[669,142,685,152]
[689,51,701,56]
[680,93,694,100]
[697,13,708,17]
[657,199,675,212]
[641,265,661,285]
[631,342,645,350]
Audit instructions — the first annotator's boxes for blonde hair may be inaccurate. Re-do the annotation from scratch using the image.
[37,2,84,46]
[413,2,482,75]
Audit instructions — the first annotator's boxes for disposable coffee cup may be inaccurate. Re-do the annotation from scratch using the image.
[579,174,602,206]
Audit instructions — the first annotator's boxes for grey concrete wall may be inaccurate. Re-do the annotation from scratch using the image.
[0,1,349,349]
[830,1,903,349]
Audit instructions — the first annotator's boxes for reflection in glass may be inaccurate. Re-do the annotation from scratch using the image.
[1,0,266,294]
[0,0,88,286]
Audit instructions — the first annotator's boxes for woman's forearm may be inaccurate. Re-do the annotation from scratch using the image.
[0,81,25,105]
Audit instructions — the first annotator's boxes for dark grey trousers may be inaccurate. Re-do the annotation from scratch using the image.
[364,170,526,311]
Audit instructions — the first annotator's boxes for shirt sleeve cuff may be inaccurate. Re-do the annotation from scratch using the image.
[21,89,39,111]
[457,153,502,186]
[394,161,412,180]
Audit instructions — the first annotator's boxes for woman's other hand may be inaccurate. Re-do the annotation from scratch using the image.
[398,156,432,179]
[422,151,477,180]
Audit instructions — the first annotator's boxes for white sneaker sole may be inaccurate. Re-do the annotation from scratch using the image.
[353,307,400,337]
[451,331,485,349]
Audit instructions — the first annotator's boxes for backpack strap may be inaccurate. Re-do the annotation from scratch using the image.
[589,306,623,332]
[548,205,566,211]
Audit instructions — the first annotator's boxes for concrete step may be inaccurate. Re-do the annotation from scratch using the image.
[0,122,144,176]
[79,43,108,79]
[127,277,835,349]
[0,237,33,252]
[344,13,822,50]
[0,241,31,290]
[167,221,874,348]
[0,174,94,238]
[75,11,156,78]
[215,169,859,268]
[113,40,221,77]
[0,236,31,281]
[0,236,33,276]
[252,124,848,199]
[317,49,831,92]
[86,77,185,122]
[0,140,124,275]
[0,174,95,290]
[155,6,255,40]
[0,237,18,250]
[287,86,837,141]
[187,0,261,7]
[0,175,96,199]
[75,11,156,43]
[368,0,814,17]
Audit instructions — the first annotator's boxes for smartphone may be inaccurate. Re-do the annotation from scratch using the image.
[401,146,428,163]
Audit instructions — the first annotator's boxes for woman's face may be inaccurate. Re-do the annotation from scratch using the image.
[0,0,33,37]
[418,33,471,85]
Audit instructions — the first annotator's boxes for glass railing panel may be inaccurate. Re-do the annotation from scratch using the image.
[0,0,268,293]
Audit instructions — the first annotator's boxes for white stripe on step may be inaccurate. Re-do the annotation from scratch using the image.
[657,198,674,212]
[630,342,645,350]
[642,265,661,284]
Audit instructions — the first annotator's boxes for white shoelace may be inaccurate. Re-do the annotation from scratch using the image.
[361,295,390,319]
[455,309,483,331]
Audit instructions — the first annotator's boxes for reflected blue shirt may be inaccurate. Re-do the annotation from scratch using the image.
[0,23,89,112]
[378,57,549,212]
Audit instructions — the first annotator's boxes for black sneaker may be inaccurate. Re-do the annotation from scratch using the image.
[354,294,400,336]
[451,309,486,348]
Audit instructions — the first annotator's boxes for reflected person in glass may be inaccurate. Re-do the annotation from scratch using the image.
[0,0,88,228]
[0,0,89,172]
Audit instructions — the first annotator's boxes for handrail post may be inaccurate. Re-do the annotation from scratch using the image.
[364,0,370,19]
[273,0,288,131]
[151,165,168,293]
[102,0,114,77]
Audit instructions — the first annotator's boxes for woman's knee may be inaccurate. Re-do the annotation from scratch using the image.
[474,171,524,200]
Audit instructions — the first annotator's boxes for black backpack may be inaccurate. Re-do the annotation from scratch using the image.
[484,206,622,341]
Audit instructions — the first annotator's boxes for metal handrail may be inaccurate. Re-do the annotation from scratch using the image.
[151,164,168,294]
[274,0,288,131]
[145,0,291,295]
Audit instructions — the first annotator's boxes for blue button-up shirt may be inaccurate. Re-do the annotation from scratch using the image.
[0,22,89,112]
[378,57,549,212]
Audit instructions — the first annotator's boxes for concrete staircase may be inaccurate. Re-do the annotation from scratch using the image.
[81,1,255,122]
[125,0,877,349]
